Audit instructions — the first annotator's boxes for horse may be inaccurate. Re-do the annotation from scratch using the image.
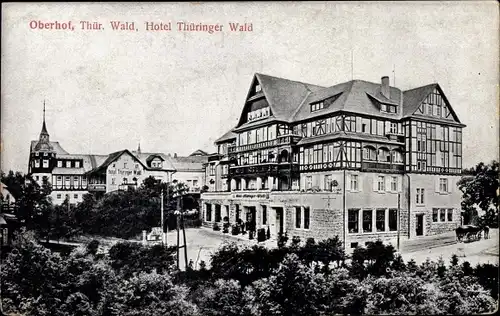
[455,226,467,242]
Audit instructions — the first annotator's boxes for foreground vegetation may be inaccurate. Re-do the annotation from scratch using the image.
[1,232,498,316]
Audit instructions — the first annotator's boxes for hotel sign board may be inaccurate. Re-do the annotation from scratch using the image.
[232,193,269,200]
[108,169,142,176]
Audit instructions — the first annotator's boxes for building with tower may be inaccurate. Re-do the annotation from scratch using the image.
[201,73,465,249]
[28,103,207,205]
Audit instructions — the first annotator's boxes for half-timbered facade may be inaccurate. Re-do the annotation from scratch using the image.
[28,107,176,205]
[201,73,465,250]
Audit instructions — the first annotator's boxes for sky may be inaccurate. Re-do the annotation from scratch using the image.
[1,2,498,173]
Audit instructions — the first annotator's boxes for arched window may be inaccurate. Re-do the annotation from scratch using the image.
[391,150,403,163]
[378,147,390,162]
[363,146,377,161]
[279,149,289,163]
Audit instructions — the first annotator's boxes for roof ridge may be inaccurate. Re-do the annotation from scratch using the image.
[256,73,325,89]
[290,90,313,121]
[403,83,437,93]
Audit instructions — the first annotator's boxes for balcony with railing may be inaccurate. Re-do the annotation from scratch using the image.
[361,161,404,172]
[228,135,302,154]
[229,162,299,177]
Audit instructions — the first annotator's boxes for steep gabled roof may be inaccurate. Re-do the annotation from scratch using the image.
[86,149,150,175]
[236,73,325,126]
[402,84,437,117]
[403,83,462,124]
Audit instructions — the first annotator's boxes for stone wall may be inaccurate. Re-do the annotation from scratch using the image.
[285,207,344,242]
[408,174,462,238]
[200,171,463,248]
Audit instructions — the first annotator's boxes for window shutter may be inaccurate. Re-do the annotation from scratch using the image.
[358,174,364,192]
[346,174,352,191]
[435,178,440,193]
[385,177,391,193]
[448,178,452,193]
[397,177,402,192]
[373,174,379,192]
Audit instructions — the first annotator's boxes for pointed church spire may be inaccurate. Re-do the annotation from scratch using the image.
[39,100,49,141]
[34,99,53,152]
[41,100,48,135]
[137,141,141,154]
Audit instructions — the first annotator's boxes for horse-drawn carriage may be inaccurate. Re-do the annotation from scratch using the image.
[455,224,489,242]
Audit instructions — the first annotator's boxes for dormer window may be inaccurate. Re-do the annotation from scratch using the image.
[57,161,62,167]
[255,84,261,93]
[381,103,397,114]
[311,101,325,112]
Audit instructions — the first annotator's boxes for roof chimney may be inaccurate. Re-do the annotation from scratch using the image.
[381,76,390,99]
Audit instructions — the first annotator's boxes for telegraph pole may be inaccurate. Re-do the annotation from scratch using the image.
[175,191,189,270]
[397,192,401,251]
[161,187,165,246]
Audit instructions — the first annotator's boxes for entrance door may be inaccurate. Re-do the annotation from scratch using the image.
[416,214,424,236]
[246,207,256,231]
[276,207,284,235]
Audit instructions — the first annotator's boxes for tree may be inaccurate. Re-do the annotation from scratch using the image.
[458,161,499,227]
[247,253,326,316]
[108,242,176,277]
[351,240,396,278]
[1,171,53,231]
[103,271,197,316]
[195,279,247,316]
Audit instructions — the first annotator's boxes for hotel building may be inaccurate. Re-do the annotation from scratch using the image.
[28,107,207,205]
[201,73,465,249]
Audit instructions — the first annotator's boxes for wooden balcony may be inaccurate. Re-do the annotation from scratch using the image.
[361,161,404,172]
[229,162,299,177]
[227,135,302,154]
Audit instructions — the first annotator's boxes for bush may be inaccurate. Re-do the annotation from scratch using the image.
[257,228,267,242]
[231,224,240,235]
[222,222,230,233]
[85,239,99,256]
[291,235,301,246]
[277,232,288,248]
[213,222,221,231]
[108,242,176,277]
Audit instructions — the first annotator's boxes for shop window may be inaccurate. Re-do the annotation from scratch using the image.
[376,209,385,232]
[389,209,397,231]
[348,209,359,233]
[363,210,373,233]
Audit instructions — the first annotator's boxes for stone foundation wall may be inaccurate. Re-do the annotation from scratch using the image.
[285,207,344,242]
